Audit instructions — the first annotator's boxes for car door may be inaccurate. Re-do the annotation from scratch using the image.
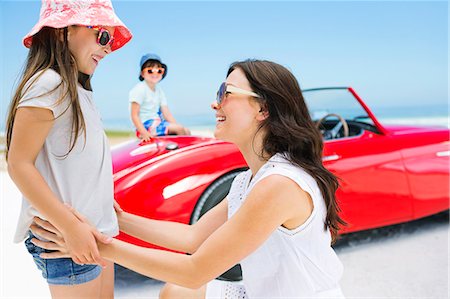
[303,87,413,233]
[400,132,449,219]
[323,131,413,233]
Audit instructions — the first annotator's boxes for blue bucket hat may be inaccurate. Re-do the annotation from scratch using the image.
[139,53,167,81]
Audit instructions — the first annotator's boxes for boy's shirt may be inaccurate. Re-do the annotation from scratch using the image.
[129,81,168,121]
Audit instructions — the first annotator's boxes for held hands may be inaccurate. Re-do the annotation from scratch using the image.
[30,206,113,268]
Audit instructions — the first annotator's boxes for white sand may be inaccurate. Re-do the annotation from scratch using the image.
[1,170,448,298]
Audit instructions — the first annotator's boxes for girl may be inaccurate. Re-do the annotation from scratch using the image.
[32,60,346,298]
[5,0,131,297]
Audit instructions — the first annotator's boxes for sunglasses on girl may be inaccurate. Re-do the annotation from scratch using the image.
[144,67,165,75]
[216,82,261,105]
[86,26,114,47]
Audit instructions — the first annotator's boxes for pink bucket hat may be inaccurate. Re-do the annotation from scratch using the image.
[23,0,132,52]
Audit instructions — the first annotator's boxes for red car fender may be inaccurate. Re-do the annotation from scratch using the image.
[114,140,247,248]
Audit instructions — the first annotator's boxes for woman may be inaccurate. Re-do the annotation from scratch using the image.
[32,59,346,298]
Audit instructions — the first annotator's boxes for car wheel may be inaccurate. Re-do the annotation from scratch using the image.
[190,170,245,282]
[190,171,244,223]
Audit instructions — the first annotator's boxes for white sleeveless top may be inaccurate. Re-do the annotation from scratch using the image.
[206,153,344,298]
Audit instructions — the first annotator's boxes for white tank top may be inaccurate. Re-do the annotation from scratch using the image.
[206,153,344,298]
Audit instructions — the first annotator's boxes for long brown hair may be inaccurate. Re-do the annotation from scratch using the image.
[228,59,346,242]
[5,26,87,160]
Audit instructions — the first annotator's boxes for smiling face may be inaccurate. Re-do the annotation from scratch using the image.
[141,61,164,85]
[212,68,267,146]
[67,26,115,75]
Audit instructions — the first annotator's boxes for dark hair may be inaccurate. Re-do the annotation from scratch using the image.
[228,59,346,242]
[5,26,88,160]
[142,60,163,70]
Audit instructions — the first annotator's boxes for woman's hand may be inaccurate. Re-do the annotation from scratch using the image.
[60,221,108,267]
[30,207,113,267]
[30,217,71,258]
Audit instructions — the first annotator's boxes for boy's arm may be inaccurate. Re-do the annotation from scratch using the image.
[160,105,176,123]
[130,103,152,140]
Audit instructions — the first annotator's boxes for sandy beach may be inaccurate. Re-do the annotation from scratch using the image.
[1,134,448,298]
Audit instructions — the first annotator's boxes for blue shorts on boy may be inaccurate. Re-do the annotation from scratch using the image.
[142,109,169,136]
[129,81,169,135]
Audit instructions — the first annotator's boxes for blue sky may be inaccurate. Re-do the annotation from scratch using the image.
[0,0,448,130]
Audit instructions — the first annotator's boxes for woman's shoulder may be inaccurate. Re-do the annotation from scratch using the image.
[268,154,313,179]
[261,153,320,196]
[245,171,311,222]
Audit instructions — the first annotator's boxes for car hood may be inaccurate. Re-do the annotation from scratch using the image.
[384,124,449,135]
[111,136,217,174]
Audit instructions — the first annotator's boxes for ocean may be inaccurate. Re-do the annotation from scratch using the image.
[101,104,449,132]
[1,104,448,134]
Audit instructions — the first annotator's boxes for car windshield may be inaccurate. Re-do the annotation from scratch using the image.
[303,88,375,127]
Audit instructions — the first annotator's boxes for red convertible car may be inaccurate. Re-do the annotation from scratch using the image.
[112,87,449,279]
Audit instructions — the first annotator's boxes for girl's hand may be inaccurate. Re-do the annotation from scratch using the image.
[114,199,123,214]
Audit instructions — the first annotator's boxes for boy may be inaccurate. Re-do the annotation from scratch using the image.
[129,53,190,141]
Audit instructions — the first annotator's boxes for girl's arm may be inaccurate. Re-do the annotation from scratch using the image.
[160,105,176,123]
[8,107,108,266]
[117,198,228,254]
[130,102,152,141]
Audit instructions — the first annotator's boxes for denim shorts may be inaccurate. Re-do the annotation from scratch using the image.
[24,232,101,285]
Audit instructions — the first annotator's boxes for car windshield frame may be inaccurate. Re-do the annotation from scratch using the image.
[302,87,387,135]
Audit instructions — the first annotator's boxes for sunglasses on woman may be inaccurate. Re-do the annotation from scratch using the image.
[86,26,114,47]
[216,82,261,105]
[144,67,165,75]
